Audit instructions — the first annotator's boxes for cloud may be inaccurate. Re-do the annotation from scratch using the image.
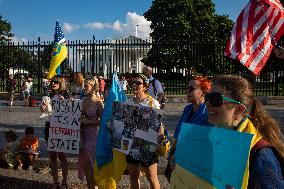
[84,22,112,30]
[11,36,28,43]
[63,22,80,33]
[85,12,152,39]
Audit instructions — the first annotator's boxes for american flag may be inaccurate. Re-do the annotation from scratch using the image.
[224,0,284,75]
[54,19,65,44]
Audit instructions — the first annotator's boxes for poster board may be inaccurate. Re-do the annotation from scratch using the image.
[170,123,253,189]
[109,101,163,165]
[47,99,82,154]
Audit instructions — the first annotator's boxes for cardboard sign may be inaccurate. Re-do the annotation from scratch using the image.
[170,123,253,189]
[109,101,163,165]
[47,99,82,154]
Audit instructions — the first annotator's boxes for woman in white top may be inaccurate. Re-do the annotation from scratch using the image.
[126,74,162,189]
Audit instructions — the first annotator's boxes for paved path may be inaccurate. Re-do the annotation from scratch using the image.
[0,101,284,189]
[1,101,284,157]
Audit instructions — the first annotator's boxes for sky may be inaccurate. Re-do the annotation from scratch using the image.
[0,0,249,42]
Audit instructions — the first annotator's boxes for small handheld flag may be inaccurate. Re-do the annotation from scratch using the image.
[48,19,67,79]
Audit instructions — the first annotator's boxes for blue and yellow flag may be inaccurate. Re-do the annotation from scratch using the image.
[94,72,127,189]
[47,19,67,79]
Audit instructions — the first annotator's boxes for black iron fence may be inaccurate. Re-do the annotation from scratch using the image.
[0,39,283,96]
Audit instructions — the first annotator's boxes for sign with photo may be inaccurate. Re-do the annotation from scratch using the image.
[108,101,163,165]
[47,99,82,154]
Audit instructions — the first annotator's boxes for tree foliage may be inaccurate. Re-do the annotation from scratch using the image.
[0,16,13,42]
[143,0,234,74]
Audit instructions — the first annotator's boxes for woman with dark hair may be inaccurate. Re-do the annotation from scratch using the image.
[206,75,284,188]
[40,75,70,189]
[126,74,169,189]
[165,75,212,181]
[78,78,103,189]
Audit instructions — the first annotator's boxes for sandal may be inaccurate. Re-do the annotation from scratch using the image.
[51,183,60,189]
[60,183,68,189]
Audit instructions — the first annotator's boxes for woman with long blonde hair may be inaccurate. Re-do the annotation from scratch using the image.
[78,78,103,189]
[70,72,84,99]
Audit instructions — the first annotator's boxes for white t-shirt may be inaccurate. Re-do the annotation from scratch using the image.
[23,81,33,92]
[127,96,160,109]
[121,80,128,91]
[147,76,163,100]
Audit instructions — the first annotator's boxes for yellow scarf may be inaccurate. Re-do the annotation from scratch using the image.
[237,118,262,189]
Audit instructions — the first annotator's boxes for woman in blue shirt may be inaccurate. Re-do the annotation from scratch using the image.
[165,75,212,181]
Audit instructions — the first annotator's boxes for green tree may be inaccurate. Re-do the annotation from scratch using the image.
[0,16,13,42]
[143,0,234,74]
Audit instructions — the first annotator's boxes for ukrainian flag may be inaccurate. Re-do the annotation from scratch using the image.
[94,72,127,189]
[47,19,67,79]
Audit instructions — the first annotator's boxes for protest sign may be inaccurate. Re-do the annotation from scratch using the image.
[47,99,82,154]
[109,101,162,165]
[170,123,253,189]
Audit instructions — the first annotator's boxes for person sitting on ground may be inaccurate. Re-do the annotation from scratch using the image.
[0,130,19,169]
[15,127,39,170]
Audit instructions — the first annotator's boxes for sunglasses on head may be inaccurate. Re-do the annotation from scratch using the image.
[133,81,143,86]
[205,92,241,107]
[187,86,196,92]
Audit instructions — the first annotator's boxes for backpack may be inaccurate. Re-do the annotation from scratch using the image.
[249,139,284,177]
[149,78,167,105]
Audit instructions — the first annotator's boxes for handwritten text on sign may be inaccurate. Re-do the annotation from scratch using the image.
[47,99,82,154]
[170,123,253,189]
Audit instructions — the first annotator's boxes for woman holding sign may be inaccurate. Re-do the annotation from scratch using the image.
[78,78,103,189]
[206,75,284,189]
[126,74,169,189]
[40,76,70,189]
[165,75,212,181]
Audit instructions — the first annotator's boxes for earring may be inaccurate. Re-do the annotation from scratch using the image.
[232,118,239,127]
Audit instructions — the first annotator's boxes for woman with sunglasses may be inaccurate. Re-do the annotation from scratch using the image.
[207,75,284,188]
[126,74,168,189]
[78,78,103,189]
[40,76,70,189]
[165,75,212,182]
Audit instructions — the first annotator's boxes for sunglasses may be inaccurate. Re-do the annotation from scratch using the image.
[51,80,60,84]
[205,92,241,107]
[186,86,196,92]
[133,81,143,86]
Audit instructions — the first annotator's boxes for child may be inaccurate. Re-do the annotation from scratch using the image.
[0,130,19,168]
[16,127,39,170]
